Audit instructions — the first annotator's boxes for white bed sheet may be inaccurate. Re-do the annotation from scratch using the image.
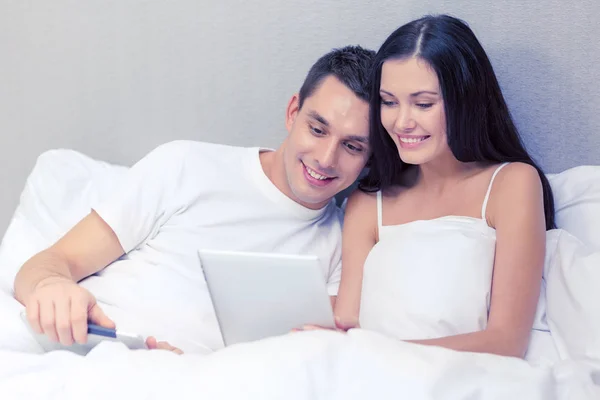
[0,309,598,400]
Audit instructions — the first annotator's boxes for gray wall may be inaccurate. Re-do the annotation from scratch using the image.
[1,0,599,233]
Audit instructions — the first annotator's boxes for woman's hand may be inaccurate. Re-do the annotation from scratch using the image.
[291,317,359,333]
[146,336,183,355]
[291,325,345,333]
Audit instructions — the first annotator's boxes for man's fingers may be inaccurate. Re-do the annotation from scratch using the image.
[88,303,115,329]
[55,298,74,346]
[71,300,89,344]
[39,301,59,342]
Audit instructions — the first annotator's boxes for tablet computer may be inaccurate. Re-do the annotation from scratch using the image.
[198,249,335,346]
[20,311,147,355]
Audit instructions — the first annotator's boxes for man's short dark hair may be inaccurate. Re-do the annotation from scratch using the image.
[298,45,376,109]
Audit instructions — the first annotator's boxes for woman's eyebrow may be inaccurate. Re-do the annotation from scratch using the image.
[410,90,439,97]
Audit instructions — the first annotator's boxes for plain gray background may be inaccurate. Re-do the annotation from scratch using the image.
[1,0,599,233]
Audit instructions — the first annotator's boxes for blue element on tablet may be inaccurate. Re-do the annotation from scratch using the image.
[87,324,117,338]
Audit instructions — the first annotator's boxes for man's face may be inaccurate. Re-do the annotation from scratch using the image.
[283,75,370,209]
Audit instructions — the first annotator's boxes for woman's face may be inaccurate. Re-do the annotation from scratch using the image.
[379,57,450,166]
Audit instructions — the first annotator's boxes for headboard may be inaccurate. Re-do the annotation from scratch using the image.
[1,0,599,232]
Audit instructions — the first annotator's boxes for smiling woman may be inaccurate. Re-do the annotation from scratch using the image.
[379,58,445,162]
[333,14,554,359]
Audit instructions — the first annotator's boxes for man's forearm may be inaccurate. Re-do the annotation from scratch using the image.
[13,250,75,304]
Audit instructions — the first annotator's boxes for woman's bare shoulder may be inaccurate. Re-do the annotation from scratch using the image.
[345,189,377,213]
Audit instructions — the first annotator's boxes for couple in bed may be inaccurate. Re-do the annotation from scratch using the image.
[13,14,555,357]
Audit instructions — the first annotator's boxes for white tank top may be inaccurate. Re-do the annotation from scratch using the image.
[359,163,509,340]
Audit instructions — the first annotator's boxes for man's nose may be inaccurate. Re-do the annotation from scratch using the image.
[317,138,339,172]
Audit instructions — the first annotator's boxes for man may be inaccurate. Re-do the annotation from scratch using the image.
[13,45,375,353]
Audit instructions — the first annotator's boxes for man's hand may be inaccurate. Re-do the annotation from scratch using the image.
[146,336,183,354]
[24,277,115,346]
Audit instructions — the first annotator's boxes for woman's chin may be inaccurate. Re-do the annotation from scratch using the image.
[397,152,429,165]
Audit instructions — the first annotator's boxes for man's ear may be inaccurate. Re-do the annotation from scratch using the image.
[285,93,300,133]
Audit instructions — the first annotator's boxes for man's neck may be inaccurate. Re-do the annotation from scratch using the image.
[259,145,329,211]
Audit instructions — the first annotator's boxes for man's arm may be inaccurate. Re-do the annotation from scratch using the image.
[15,141,192,346]
[14,210,125,345]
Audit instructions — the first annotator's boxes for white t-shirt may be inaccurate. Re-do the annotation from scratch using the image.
[80,140,343,353]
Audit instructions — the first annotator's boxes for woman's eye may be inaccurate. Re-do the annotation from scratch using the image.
[416,103,433,109]
[380,99,395,106]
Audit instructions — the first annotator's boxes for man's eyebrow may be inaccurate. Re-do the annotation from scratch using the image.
[307,111,329,127]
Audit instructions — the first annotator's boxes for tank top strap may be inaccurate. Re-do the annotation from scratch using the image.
[377,190,383,234]
[481,162,510,220]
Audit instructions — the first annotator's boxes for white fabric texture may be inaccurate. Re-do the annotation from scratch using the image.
[549,165,600,250]
[0,227,597,398]
[359,164,508,340]
[0,305,598,400]
[360,215,496,340]
[0,142,344,353]
[545,229,600,361]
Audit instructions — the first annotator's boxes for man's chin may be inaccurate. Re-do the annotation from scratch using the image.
[294,191,335,210]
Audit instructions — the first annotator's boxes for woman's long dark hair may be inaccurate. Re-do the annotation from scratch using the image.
[359,14,556,230]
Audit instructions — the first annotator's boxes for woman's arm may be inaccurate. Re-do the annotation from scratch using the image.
[409,163,547,358]
[333,190,378,329]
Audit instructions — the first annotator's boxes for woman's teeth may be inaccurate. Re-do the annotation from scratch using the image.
[400,136,429,144]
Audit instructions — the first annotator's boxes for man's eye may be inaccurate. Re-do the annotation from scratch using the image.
[345,143,363,153]
[310,126,324,135]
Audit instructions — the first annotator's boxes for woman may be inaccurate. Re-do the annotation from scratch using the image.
[332,14,555,358]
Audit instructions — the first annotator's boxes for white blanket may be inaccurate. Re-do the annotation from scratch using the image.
[1,229,599,399]
[0,319,598,399]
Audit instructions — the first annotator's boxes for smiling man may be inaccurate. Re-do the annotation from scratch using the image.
[13,45,375,353]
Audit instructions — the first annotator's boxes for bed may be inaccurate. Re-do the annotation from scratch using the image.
[0,139,600,400]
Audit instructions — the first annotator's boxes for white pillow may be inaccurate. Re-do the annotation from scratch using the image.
[548,166,600,250]
[544,229,600,361]
[0,149,127,290]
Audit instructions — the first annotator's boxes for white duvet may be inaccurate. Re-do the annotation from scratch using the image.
[0,150,599,399]
[0,291,598,400]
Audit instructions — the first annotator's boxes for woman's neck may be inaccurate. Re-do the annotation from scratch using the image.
[415,152,479,194]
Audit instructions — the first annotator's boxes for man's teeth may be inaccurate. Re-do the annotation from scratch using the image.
[306,166,329,180]
[400,136,428,143]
